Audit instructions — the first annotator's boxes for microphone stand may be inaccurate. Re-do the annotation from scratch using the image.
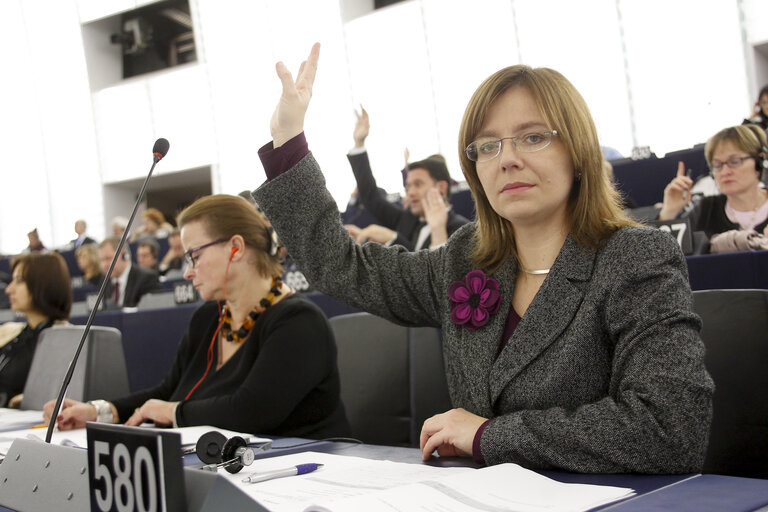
[44,139,169,442]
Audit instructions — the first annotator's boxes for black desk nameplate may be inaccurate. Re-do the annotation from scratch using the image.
[87,423,186,512]
[648,217,694,255]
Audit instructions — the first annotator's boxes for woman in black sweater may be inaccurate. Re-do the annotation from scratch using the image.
[1,253,72,407]
[45,194,350,438]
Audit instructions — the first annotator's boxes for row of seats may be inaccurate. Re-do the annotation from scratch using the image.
[10,286,766,478]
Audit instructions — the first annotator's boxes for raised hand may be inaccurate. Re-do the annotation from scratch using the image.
[423,188,449,248]
[270,43,321,147]
[658,161,693,221]
[353,106,370,148]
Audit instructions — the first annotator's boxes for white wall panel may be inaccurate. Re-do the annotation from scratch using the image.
[620,0,747,156]
[92,81,154,184]
[514,0,633,156]
[344,1,437,198]
[146,65,216,174]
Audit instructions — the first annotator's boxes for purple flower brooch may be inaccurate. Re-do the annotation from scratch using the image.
[448,270,501,330]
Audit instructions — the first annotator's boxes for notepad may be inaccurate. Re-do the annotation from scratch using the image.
[219,451,635,512]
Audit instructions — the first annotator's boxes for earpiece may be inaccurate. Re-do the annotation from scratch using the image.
[268,226,280,257]
[195,431,271,474]
[229,246,238,261]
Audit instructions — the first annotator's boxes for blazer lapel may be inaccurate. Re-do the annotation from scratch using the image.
[446,257,515,418]
[488,237,596,404]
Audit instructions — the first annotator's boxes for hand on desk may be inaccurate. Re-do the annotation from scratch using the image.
[124,399,177,427]
[43,398,99,430]
[420,408,487,461]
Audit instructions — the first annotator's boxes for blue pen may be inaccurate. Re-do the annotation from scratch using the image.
[241,463,324,483]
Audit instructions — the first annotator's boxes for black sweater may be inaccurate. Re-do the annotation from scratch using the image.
[111,295,350,438]
[686,194,768,238]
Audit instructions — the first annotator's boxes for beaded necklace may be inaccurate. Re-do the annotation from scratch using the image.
[221,277,286,343]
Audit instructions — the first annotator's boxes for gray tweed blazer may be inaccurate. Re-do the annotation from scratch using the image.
[254,153,714,474]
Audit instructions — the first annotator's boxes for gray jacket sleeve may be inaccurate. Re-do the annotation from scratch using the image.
[254,152,446,328]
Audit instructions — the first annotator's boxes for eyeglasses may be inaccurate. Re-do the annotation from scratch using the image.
[465,130,558,162]
[710,155,754,173]
[184,239,226,269]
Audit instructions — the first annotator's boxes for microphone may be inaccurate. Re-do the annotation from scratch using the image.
[44,138,170,443]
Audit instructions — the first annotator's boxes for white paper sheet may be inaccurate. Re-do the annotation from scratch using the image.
[0,421,268,457]
[216,451,634,512]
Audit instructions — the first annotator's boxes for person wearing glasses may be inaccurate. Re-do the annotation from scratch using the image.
[658,124,768,238]
[45,194,351,438]
[253,44,712,473]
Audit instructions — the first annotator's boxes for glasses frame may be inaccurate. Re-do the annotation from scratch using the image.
[184,238,227,269]
[465,130,559,163]
[710,155,755,174]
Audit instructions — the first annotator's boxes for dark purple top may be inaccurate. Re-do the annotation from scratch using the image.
[259,133,524,465]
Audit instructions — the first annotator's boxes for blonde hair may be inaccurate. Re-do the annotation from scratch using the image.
[705,124,768,173]
[458,65,637,273]
[177,194,283,278]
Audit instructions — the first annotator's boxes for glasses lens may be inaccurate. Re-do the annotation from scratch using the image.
[467,140,502,162]
[518,132,552,152]
[727,157,745,168]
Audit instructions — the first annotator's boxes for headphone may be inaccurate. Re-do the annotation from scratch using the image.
[195,431,272,473]
[229,246,238,261]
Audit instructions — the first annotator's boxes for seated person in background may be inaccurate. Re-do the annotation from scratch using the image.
[743,84,768,132]
[75,243,104,287]
[658,124,768,238]
[111,216,128,238]
[98,237,160,308]
[253,44,712,473]
[45,194,350,437]
[137,238,160,274]
[23,228,46,253]
[0,253,71,407]
[70,219,96,249]
[346,107,468,250]
[131,208,173,241]
[159,229,184,276]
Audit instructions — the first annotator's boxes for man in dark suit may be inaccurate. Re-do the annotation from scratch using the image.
[70,220,96,248]
[98,237,160,308]
[346,107,469,251]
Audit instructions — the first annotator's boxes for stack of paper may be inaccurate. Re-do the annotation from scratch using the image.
[223,451,635,512]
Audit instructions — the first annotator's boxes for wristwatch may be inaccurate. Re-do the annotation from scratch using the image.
[88,399,114,423]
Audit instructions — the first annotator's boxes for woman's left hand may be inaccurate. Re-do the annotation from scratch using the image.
[124,399,178,427]
[419,408,487,460]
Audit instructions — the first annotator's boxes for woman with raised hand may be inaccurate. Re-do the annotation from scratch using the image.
[659,124,768,238]
[1,253,72,407]
[45,194,350,438]
[253,44,712,473]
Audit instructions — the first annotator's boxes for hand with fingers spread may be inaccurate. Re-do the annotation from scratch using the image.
[423,188,449,248]
[124,399,178,427]
[419,408,487,461]
[270,42,321,147]
[658,161,694,221]
[353,106,370,148]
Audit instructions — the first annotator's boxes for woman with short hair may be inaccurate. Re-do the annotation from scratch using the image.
[75,243,104,287]
[659,124,768,238]
[0,253,72,407]
[46,194,350,438]
[252,44,712,473]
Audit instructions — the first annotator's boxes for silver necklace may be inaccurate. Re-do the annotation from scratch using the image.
[520,267,550,275]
